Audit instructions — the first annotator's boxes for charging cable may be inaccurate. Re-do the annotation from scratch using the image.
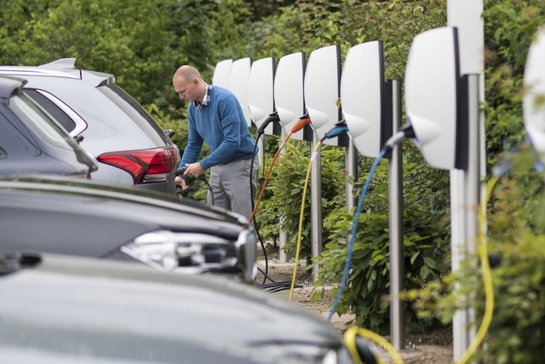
[288,139,322,301]
[175,167,212,201]
[249,115,312,222]
[455,173,499,364]
[326,126,413,321]
[250,113,281,285]
[288,121,348,301]
[326,147,387,319]
[345,326,404,364]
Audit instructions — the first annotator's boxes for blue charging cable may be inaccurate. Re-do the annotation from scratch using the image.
[326,126,411,322]
[327,148,387,321]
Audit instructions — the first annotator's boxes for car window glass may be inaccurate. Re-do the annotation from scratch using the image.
[97,84,171,145]
[9,92,77,149]
[0,111,39,157]
[24,89,77,133]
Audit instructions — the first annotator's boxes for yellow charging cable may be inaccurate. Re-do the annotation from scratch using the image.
[288,140,322,301]
[456,174,499,364]
[345,326,404,364]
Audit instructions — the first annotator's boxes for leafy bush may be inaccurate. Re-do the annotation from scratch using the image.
[406,1,545,360]
[409,147,545,363]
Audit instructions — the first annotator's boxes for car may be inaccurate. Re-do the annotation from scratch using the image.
[0,174,256,282]
[0,58,179,194]
[0,252,354,363]
[0,76,97,178]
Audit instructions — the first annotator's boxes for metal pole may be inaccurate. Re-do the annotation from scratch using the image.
[311,133,322,282]
[388,79,405,350]
[464,73,481,348]
[447,1,484,360]
[278,130,288,263]
[451,169,467,360]
[346,141,358,213]
[453,74,481,359]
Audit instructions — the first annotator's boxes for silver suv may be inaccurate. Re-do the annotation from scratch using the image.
[0,59,179,194]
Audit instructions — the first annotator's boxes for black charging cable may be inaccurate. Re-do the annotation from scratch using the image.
[251,112,281,285]
[175,167,212,203]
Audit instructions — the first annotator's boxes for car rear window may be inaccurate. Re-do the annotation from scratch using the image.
[24,89,77,133]
[9,91,78,150]
[97,84,171,145]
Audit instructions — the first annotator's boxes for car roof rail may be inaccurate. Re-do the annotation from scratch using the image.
[39,58,77,70]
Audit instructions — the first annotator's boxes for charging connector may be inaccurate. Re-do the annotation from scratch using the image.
[257,112,281,136]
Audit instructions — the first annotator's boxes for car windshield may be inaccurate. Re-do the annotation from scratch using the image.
[9,91,78,149]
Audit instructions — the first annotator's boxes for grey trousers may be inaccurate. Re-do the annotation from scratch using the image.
[207,157,259,219]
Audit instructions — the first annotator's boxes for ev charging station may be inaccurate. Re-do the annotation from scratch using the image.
[273,52,308,262]
[212,59,233,89]
[405,26,486,362]
[248,57,277,176]
[248,57,276,135]
[523,29,545,158]
[228,57,253,127]
[303,45,343,281]
[341,40,404,349]
[274,52,308,140]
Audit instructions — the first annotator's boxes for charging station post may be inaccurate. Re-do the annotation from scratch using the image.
[388,79,405,350]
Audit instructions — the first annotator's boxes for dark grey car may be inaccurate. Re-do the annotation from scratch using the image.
[0,252,353,363]
[0,76,97,177]
[0,174,255,282]
[0,59,179,194]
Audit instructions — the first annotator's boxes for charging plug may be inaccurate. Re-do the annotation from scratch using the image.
[175,167,206,182]
[257,112,281,136]
[290,114,312,133]
[321,121,349,142]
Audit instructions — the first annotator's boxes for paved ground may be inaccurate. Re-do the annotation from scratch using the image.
[255,259,453,364]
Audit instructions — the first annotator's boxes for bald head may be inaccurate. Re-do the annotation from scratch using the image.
[173,65,202,83]
[173,65,206,103]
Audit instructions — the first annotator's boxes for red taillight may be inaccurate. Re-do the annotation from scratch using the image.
[97,146,178,184]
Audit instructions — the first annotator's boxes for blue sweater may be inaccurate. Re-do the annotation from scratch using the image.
[179,86,256,170]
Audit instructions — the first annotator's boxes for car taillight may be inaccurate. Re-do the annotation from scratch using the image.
[97,146,178,184]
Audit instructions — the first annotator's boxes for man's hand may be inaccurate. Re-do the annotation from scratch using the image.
[183,162,204,178]
[175,176,188,189]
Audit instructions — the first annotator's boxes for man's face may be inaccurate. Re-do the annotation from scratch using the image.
[173,76,201,103]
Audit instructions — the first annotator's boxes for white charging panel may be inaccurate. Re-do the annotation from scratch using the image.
[341,41,384,157]
[248,57,275,135]
[274,52,306,140]
[228,57,252,127]
[405,27,460,170]
[304,45,341,146]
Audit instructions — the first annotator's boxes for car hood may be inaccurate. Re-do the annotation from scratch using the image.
[0,174,244,225]
[0,254,344,363]
[0,175,251,258]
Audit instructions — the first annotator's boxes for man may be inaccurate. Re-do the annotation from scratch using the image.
[173,65,258,219]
